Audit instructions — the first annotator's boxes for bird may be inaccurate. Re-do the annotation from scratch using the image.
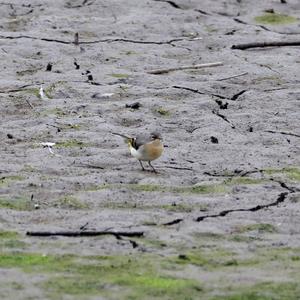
[112,131,164,172]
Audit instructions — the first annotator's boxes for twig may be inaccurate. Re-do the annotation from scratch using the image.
[148,62,223,75]
[162,165,194,171]
[74,163,105,169]
[26,230,144,238]
[216,72,248,81]
[232,41,300,50]
[74,32,79,45]
[265,130,300,138]
[25,99,34,109]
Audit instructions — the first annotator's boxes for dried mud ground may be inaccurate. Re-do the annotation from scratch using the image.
[1,0,300,299]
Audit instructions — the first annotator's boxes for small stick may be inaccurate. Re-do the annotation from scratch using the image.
[265,130,300,138]
[232,41,300,50]
[162,165,194,171]
[216,72,248,81]
[25,99,34,109]
[148,62,223,75]
[26,230,144,238]
[74,32,79,45]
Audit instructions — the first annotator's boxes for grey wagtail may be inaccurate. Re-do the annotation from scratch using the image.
[112,132,164,172]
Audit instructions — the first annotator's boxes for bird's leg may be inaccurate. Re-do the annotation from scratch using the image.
[139,160,145,171]
[148,161,157,173]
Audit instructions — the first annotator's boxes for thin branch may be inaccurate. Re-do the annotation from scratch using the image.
[74,163,105,169]
[26,230,144,238]
[148,62,223,75]
[232,41,300,50]
[162,165,194,171]
[216,72,248,81]
[25,99,34,109]
[265,130,300,138]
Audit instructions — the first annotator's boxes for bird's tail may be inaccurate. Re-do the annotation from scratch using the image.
[111,132,135,148]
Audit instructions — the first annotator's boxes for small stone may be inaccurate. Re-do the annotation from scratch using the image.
[46,63,52,71]
[210,136,219,144]
[125,102,141,109]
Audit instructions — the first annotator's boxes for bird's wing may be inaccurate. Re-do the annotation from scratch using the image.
[134,134,151,150]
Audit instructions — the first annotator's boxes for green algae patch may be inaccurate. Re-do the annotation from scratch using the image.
[255,13,298,25]
[0,175,25,187]
[229,235,261,243]
[56,139,89,148]
[264,167,300,181]
[0,197,33,211]
[109,73,130,79]
[0,231,26,249]
[0,231,19,239]
[212,281,300,300]
[192,231,224,241]
[233,223,277,234]
[0,252,202,299]
[54,196,89,209]
[99,200,202,212]
[225,177,264,185]
[97,183,228,195]
[172,249,246,270]
[156,107,171,116]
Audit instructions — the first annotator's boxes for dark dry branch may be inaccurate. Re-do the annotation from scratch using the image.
[232,41,300,50]
[26,230,144,238]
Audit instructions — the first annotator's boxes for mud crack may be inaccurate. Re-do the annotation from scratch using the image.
[195,192,288,222]
[164,180,296,226]
[0,35,187,46]
[265,130,300,138]
[212,110,235,128]
[153,0,182,9]
[172,85,228,99]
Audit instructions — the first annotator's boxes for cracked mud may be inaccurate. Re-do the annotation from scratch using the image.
[1,0,300,299]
